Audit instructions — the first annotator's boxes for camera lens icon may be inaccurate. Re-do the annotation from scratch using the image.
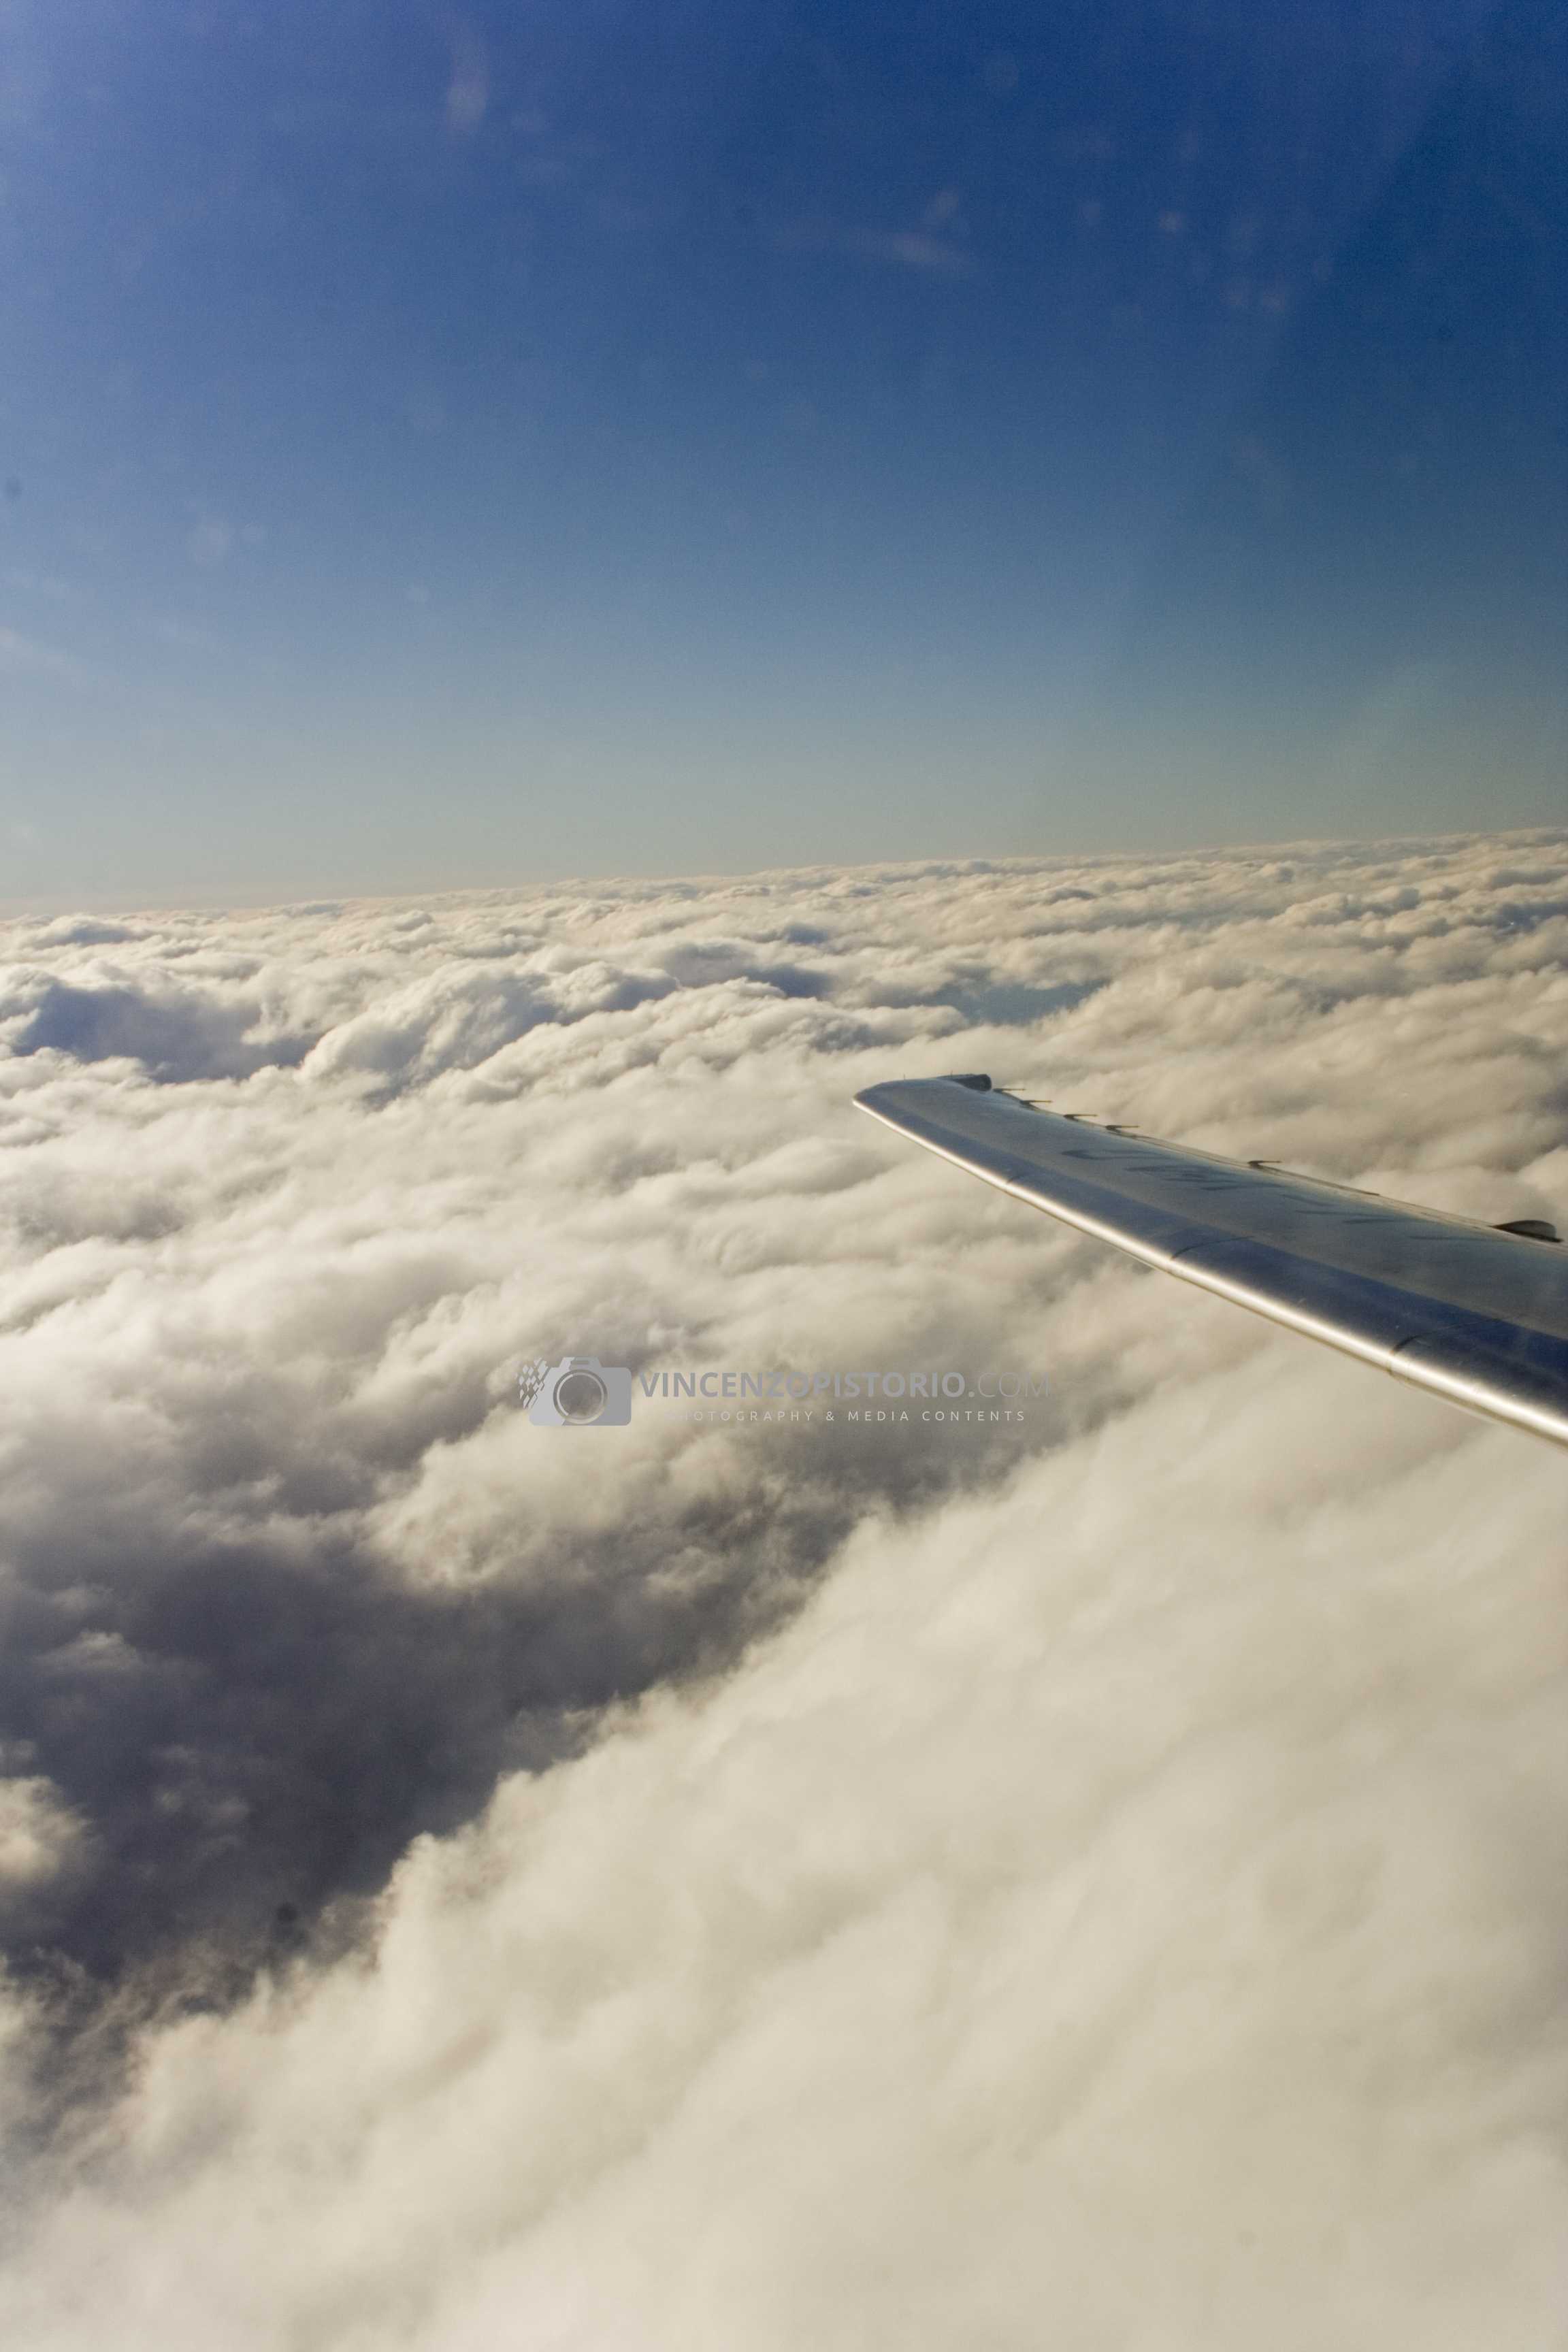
[555,1366,607,1422]
[527,1356,632,1427]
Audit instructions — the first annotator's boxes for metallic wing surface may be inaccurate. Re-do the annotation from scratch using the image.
[854,1076,1568,1449]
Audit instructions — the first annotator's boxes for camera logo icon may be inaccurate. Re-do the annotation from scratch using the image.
[523,1356,632,1427]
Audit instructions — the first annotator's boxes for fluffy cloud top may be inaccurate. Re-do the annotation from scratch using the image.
[0,832,1564,2347]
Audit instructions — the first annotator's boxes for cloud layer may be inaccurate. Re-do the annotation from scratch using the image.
[0,832,1565,2346]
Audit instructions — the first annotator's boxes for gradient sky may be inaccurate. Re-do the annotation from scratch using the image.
[1,0,1562,903]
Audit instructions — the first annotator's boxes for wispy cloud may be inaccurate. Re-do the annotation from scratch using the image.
[445,21,489,137]
[771,214,975,277]
[844,227,974,276]
[0,625,80,679]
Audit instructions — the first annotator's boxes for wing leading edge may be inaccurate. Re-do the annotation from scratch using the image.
[854,1076,1568,1449]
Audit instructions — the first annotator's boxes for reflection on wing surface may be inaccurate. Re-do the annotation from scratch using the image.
[855,1075,1568,1448]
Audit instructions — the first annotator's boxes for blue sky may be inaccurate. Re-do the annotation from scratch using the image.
[1,0,1561,903]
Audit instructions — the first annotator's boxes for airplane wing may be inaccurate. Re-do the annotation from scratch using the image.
[855,1075,1568,1449]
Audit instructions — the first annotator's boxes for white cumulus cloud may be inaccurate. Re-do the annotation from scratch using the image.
[0,830,1564,2348]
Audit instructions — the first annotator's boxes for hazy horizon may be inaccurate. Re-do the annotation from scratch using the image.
[1,816,1563,926]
